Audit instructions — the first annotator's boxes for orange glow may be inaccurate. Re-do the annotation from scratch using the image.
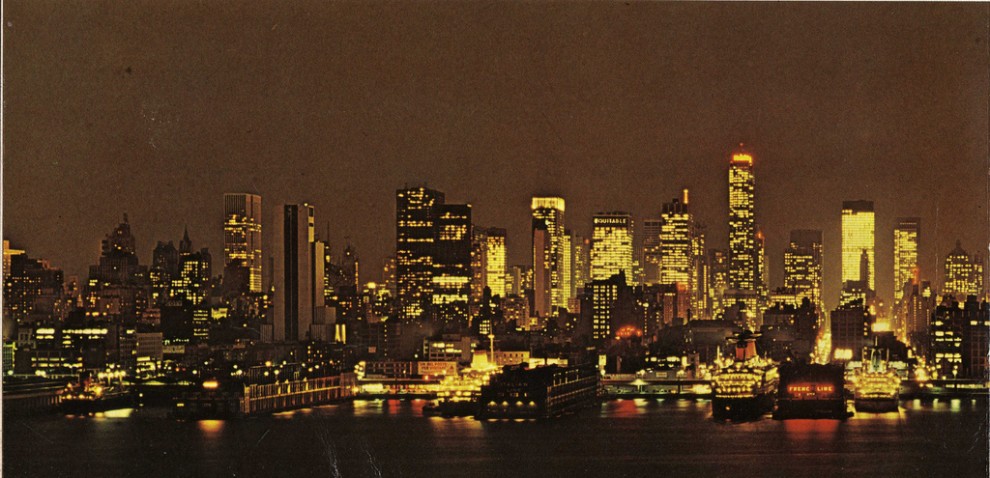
[788,384,834,395]
[731,153,753,165]
[615,325,643,339]
[202,380,219,390]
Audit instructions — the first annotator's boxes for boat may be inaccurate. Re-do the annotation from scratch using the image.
[59,373,132,414]
[477,364,600,420]
[852,346,901,413]
[711,331,778,421]
[773,362,849,419]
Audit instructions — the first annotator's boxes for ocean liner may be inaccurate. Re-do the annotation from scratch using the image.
[711,331,778,421]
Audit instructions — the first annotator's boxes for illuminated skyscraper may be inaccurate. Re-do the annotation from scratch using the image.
[532,196,566,315]
[707,249,729,317]
[485,228,507,298]
[943,240,984,301]
[728,146,758,292]
[272,203,316,342]
[432,204,472,328]
[783,230,823,312]
[894,218,920,304]
[660,195,692,287]
[223,193,262,293]
[591,212,634,284]
[562,231,573,302]
[572,234,591,295]
[841,200,875,291]
[396,187,445,322]
[641,219,663,285]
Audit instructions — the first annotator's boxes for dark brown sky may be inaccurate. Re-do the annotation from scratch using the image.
[4,1,988,310]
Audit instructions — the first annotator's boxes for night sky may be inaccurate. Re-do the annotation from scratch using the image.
[3,2,988,310]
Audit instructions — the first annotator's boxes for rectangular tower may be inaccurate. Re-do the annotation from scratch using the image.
[223,193,263,293]
[273,203,315,342]
[894,218,920,303]
[784,229,824,311]
[396,187,445,322]
[591,212,634,283]
[841,200,875,291]
[531,197,566,314]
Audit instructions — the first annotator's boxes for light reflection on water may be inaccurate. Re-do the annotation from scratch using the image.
[196,419,224,436]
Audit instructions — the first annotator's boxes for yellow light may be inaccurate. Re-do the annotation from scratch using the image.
[731,153,753,165]
[202,380,219,390]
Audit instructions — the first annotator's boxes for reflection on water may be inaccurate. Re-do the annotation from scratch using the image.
[783,418,841,438]
[196,419,224,436]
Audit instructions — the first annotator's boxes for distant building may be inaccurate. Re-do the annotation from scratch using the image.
[641,219,663,286]
[531,196,567,315]
[2,241,65,329]
[930,296,989,380]
[830,301,872,361]
[783,230,824,312]
[893,218,920,304]
[943,240,984,301]
[432,204,472,329]
[396,187,445,322]
[841,200,875,292]
[223,193,263,293]
[591,212,634,284]
[271,203,316,342]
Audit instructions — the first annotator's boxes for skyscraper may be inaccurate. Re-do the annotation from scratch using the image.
[659,195,692,287]
[943,240,984,301]
[396,187,445,322]
[783,230,824,312]
[432,204,472,327]
[894,218,920,304]
[531,196,566,315]
[641,218,663,285]
[272,203,315,342]
[728,146,758,292]
[223,193,262,293]
[485,228,507,298]
[591,212,634,283]
[841,200,875,292]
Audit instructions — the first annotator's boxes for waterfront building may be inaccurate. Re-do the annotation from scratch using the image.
[830,301,872,361]
[531,196,567,315]
[841,200,875,292]
[396,187,445,322]
[223,193,263,293]
[930,296,990,380]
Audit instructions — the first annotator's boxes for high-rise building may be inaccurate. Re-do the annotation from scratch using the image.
[272,203,316,342]
[893,218,920,304]
[659,197,692,287]
[591,212,634,283]
[783,230,824,312]
[2,242,64,327]
[531,196,566,315]
[150,241,179,306]
[641,219,663,285]
[169,229,212,306]
[728,146,758,292]
[707,249,729,317]
[930,296,989,380]
[572,234,591,296]
[943,240,984,301]
[432,204,472,328]
[223,193,262,293]
[396,187,445,322]
[485,228,507,298]
[562,231,573,302]
[841,200,875,292]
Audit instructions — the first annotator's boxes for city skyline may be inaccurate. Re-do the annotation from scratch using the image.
[4,2,988,312]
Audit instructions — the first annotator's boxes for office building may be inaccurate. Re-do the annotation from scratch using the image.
[532,196,566,315]
[591,212,634,283]
[396,187,445,322]
[223,193,263,293]
[841,200,875,292]
[783,230,824,312]
[943,240,984,301]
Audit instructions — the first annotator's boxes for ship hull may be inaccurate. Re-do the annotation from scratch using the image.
[60,394,133,414]
[712,394,775,421]
[854,397,899,413]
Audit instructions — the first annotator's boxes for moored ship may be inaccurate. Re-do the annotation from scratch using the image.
[852,346,901,413]
[711,331,778,421]
[476,364,600,420]
[59,373,133,414]
[773,363,849,419]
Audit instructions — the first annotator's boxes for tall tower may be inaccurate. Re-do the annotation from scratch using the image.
[591,212,635,283]
[784,230,824,312]
[659,196,692,287]
[485,228,507,298]
[223,193,263,293]
[641,219,663,285]
[728,146,758,292]
[894,218,920,303]
[273,203,316,342]
[531,196,566,314]
[396,187,445,322]
[841,200,875,291]
[944,241,985,301]
[432,204,472,327]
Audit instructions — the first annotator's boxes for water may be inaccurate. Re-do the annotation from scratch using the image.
[4,399,987,477]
